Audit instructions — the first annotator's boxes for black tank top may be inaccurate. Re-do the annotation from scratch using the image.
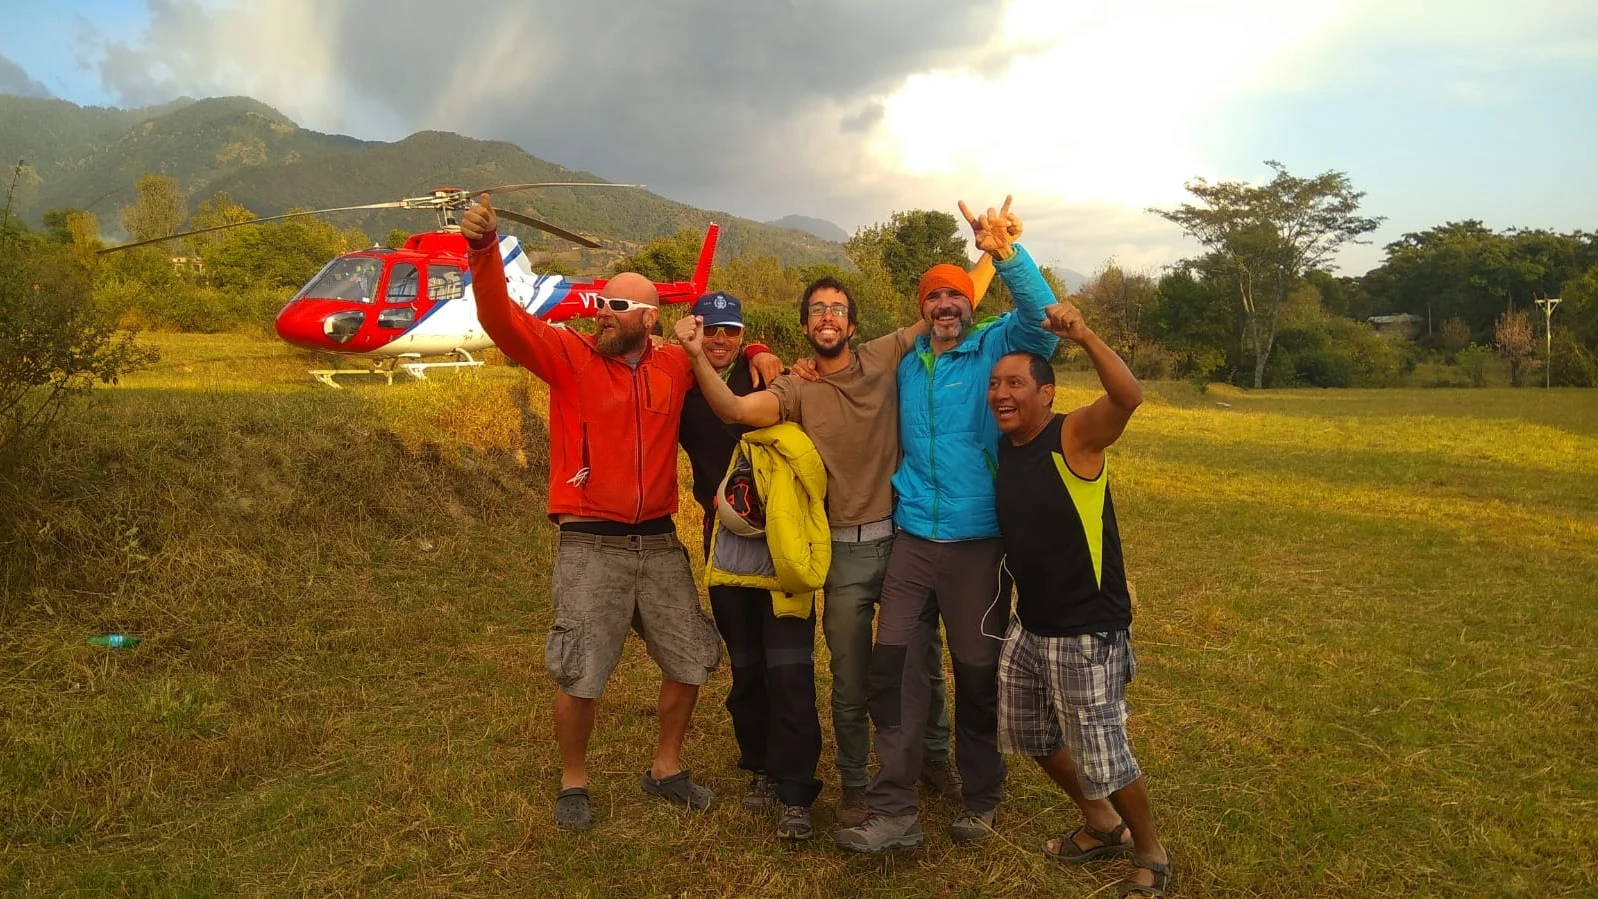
[995,413,1131,636]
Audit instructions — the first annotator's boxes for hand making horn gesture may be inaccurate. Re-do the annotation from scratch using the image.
[958,195,1023,261]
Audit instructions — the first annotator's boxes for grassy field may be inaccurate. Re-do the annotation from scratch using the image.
[2,332,1595,896]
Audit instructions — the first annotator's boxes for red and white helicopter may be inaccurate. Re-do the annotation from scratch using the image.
[102,183,718,386]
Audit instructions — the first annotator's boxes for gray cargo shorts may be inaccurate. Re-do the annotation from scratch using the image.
[546,531,723,699]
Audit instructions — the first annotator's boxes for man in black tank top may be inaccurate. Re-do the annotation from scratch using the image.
[986,299,1171,898]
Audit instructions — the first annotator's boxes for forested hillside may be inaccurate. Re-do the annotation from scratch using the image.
[0,94,847,268]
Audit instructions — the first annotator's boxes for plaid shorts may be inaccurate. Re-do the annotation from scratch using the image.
[997,621,1142,800]
[546,531,723,699]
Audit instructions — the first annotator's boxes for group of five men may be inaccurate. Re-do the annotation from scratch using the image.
[462,195,1170,897]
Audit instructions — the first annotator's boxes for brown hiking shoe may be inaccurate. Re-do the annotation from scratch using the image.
[836,785,870,827]
[919,758,963,803]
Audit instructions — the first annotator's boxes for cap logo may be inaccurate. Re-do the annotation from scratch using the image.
[714,296,727,309]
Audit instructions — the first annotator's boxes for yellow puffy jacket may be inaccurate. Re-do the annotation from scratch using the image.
[706,422,831,618]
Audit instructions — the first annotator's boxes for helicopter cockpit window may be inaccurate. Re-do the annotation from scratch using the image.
[384,263,420,304]
[299,257,382,304]
[429,265,465,301]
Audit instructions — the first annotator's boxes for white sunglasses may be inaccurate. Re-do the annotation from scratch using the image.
[597,296,655,313]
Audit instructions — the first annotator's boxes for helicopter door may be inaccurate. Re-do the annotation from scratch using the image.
[430,264,469,339]
[377,262,420,329]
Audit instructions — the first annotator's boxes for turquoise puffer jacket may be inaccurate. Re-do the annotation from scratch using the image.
[892,245,1060,541]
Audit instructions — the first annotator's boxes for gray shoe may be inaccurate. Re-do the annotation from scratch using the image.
[835,812,923,853]
[776,805,814,841]
[919,757,963,802]
[836,785,870,827]
[554,786,593,831]
[743,772,775,812]
[642,769,716,811]
[949,807,996,843]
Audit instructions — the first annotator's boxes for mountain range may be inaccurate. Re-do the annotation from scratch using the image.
[0,94,849,268]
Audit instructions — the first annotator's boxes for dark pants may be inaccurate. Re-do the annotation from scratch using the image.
[709,584,825,807]
[865,534,1010,817]
[701,511,822,807]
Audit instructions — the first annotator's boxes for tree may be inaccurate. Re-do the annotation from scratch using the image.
[1,165,156,472]
[1439,316,1472,356]
[612,229,703,282]
[1153,161,1384,387]
[847,210,970,299]
[1361,223,1595,341]
[203,213,368,290]
[386,229,412,250]
[1494,309,1536,387]
[120,173,187,243]
[1075,262,1160,357]
[186,191,257,256]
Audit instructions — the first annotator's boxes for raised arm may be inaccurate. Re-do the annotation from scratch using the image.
[674,314,782,426]
[960,196,1059,357]
[1047,300,1142,456]
[462,194,577,384]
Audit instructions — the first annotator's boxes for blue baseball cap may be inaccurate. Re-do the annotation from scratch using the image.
[691,291,744,329]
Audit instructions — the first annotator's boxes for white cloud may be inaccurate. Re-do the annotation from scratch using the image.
[63,0,1598,276]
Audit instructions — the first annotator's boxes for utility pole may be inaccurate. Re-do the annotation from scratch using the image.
[1534,294,1561,388]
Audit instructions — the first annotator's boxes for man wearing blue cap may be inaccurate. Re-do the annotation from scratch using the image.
[677,291,822,840]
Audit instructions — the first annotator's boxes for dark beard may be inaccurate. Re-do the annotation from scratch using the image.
[597,324,646,357]
[807,334,847,359]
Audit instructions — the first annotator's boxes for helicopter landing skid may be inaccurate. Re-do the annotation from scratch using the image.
[309,350,483,388]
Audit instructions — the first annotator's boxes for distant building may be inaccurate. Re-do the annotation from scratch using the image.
[1366,313,1425,339]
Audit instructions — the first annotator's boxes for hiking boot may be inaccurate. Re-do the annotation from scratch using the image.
[949,807,997,843]
[641,769,716,811]
[742,772,775,812]
[776,805,814,841]
[835,812,923,853]
[919,757,963,802]
[836,785,870,827]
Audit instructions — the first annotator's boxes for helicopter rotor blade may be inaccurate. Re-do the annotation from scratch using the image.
[495,209,602,248]
[97,200,409,254]
[475,181,645,198]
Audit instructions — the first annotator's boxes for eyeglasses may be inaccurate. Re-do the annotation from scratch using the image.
[703,325,743,338]
[597,296,654,314]
[807,303,849,319]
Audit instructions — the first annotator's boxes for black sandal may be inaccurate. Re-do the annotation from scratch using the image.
[1118,854,1171,898]
[1043,821,1132,863]
[555,787,593,831]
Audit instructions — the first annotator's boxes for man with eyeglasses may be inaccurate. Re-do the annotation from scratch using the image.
[838,197,1062,853]
[462,196,780,832]
[674,277,957,832]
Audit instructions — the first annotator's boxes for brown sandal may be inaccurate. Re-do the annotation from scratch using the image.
[1043,821,1132,863]
[1118,854,1171,898]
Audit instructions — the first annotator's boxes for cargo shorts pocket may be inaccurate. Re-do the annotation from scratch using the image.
[688,606,723,673]
[1075,700,1133,789]
[545,618,586,690]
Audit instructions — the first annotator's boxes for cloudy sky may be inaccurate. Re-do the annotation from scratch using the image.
[2,0,1595,275]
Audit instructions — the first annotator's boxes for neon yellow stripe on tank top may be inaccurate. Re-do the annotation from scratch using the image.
[1051,452,1107,588]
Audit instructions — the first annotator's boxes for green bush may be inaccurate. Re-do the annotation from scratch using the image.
[1128,341,1178,380]
[1548,334,1597,387]
[739,301,810,364]
[0,222,157,472]
[1265,317,1407,387]
[1455,344,1492,387]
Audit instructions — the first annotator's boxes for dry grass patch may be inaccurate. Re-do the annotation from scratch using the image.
[2,335,1594,895]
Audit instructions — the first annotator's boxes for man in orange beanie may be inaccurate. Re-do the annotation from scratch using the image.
[840,197,1066,852]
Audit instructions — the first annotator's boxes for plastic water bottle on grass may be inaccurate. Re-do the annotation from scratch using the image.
[85,634,142,649]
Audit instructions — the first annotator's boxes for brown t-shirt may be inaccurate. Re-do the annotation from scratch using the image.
[767,329,911,527]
